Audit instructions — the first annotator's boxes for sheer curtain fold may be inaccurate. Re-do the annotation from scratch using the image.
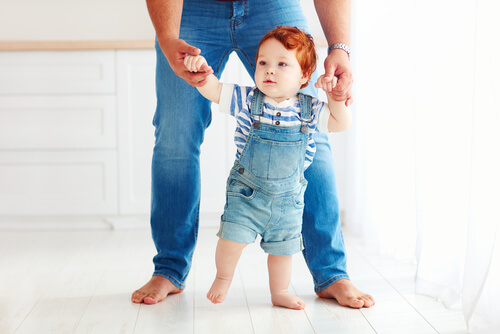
[347,0,500,332]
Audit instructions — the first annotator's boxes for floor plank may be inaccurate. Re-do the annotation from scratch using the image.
[74,231,151,334]
[291,254,376,333]
[14,232,121,334]
[0,221,469,333]
[238,243,315,334]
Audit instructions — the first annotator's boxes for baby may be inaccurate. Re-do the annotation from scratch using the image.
[184,26,351,310]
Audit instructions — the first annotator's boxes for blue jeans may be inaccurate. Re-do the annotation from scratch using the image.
[151,0,349,292]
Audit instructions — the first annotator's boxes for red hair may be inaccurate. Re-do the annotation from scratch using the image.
[257,26,317,89]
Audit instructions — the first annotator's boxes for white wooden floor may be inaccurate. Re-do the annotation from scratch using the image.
[0,216,468,334]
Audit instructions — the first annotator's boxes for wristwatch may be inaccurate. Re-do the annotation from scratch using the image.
[327,43,351,58]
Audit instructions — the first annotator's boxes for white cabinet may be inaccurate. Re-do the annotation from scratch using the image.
[0,48,232,223]
[0,50,158,219]
[115,50,156,215]
[0,51,119,217]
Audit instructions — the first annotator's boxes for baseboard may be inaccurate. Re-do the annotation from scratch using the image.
[0,215,149,231]
[0,212,221,231]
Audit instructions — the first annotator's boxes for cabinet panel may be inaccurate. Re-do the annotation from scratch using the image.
[116,50,156,214]
[0,151,118,215]
[0,51,115,95]
[0,95,116,150]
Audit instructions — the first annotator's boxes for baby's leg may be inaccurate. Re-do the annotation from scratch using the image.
[207,238,247,304]
[268,255,305,310]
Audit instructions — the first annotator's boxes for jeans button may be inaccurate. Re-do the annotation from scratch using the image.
[238,167,244,174]
[253,122,260,129]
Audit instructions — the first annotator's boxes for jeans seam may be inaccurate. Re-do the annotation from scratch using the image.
[235,49,256,74]
[315,274,350,293]
[214,48,234,78]
[302,237,350,292]
[153,271,186,289]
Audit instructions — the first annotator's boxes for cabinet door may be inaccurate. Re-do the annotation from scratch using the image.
[116,50,156,215]
[0,51,115,95]
[0,151,118,215]
[0,95,116,150]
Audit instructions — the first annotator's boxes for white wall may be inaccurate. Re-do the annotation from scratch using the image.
[0,0,323,42]
[0,0,155,40]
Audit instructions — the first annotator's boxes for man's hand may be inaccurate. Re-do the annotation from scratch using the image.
[160,38,213,87]
[316,49,353,106]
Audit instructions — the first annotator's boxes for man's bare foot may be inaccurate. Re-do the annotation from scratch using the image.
[206,277,232,304]
[271,291,306,310]
[131,275,183,304]
[316,279,375,308]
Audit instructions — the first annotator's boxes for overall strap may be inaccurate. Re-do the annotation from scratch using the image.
[250,88,265,116]
[298,93,312,134]
[299,93,312,120]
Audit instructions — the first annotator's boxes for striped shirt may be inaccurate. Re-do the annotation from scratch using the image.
[219,83,330,170]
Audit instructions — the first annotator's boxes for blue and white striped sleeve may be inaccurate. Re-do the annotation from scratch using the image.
[219,83,253,117]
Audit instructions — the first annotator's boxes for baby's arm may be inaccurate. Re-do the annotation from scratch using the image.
[184,55,222,104]
[315,75,352,132]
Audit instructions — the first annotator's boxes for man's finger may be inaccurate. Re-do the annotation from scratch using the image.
[185,45,201,56]
[334,74,352,94]
[331,76,338,89]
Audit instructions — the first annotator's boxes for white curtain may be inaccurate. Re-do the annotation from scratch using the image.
[346,0,500,332]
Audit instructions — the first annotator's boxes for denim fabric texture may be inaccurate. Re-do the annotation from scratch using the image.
[150,0,349,292]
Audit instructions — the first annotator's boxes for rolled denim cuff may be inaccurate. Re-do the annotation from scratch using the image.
[261,235,304,256]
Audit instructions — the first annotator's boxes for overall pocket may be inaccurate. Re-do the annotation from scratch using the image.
[249,136,303,181]
[227,177,255,198]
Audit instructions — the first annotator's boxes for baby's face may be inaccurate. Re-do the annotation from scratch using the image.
[255,38,308,103]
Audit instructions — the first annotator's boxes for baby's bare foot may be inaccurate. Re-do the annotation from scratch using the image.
[206,277,232,304]
[271,292,306,310]
[131,275,182,304]
[316,278,375,308]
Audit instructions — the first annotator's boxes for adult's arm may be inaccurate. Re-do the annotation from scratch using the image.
[146,0,211,86]
[314,0,353,105]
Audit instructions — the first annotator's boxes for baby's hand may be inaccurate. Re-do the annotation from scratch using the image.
[314,74,339,93]
[184,55,213,74]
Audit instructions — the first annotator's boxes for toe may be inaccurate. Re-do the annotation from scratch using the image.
[348,298,365,309]
[143,296,158,305]
[362,295,375,307]
[296,301,306,310]
[131,290,145,304]
[143,291,165,305]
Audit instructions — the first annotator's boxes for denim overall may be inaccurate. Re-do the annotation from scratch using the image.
[218,89,313,256]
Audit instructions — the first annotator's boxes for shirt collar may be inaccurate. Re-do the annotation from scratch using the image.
[263,95,298,108]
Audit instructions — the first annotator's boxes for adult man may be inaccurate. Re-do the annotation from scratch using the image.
[132,0,374,309]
